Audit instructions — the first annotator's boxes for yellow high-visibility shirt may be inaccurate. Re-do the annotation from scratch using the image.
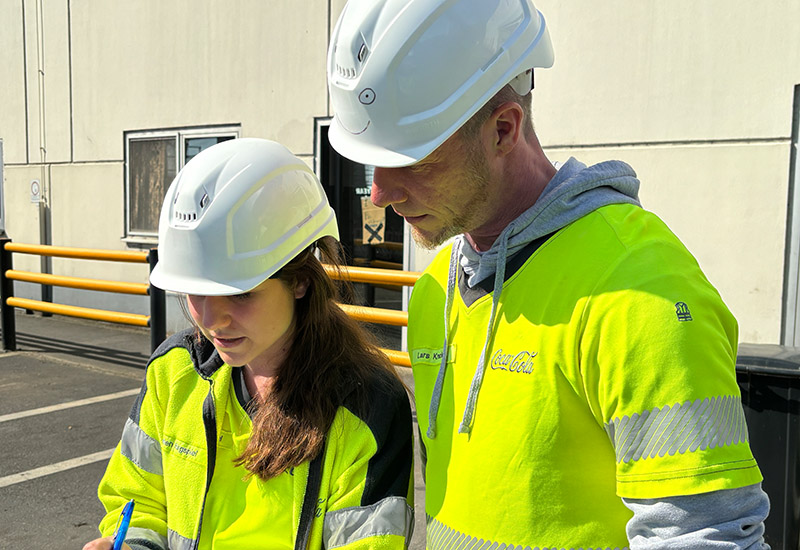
[409,203,761,550]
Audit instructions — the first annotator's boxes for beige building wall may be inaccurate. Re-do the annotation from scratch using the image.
[69,1,330,162]
[1,1,28,163]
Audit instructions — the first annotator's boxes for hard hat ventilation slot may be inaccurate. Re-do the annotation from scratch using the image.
[357,43,368,63]
[200,192,210,209]
[336,63,357,79]
[174,211,199,222]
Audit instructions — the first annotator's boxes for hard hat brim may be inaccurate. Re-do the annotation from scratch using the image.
[149,263,272,297]
[328,119,428,168]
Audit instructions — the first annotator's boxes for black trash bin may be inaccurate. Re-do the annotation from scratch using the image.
[736,343,800,550]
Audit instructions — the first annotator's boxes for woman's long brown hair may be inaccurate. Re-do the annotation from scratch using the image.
[234,237,401,480]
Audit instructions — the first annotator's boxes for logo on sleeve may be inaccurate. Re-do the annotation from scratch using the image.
[490,349,537,374]
[675,302,693,322]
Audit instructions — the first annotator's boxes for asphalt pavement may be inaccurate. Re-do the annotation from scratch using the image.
[0,310,425,550]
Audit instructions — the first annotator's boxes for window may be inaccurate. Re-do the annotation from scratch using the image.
[124,126,238,239]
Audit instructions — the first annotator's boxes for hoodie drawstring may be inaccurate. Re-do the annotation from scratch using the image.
[458,226,511,434]
[426,240,461,439]
[426,226,513,438]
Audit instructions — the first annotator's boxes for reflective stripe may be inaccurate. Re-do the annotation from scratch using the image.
[604,395,749,464]
[125,527,168,550]
[324,496,413,549]
[168,528,196,550]
[120,417,163,475]
[426,515,628,550]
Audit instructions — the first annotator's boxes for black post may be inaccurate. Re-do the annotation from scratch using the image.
[0,237,17,351]
[148,248,166,353]
[39,201,52,316]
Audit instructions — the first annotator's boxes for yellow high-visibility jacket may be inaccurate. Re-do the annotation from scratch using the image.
[97,329,414,550]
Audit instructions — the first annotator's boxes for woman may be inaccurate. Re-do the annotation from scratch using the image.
[84,138,414,550]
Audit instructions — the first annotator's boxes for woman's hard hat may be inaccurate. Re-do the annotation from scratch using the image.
[326,0,554,168]
[149,138,339,296]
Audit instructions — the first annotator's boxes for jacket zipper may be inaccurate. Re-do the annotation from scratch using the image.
[192,377,217,550]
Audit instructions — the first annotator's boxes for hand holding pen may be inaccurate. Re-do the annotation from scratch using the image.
[112,499,135,550]
[81,499,135,550]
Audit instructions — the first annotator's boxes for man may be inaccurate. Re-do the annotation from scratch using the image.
[326,1,770,548]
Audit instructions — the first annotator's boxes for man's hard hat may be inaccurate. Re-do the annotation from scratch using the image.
[326,0,554,168]
[149,138,339,296]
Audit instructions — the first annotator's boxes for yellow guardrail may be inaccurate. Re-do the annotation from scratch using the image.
[0,239,165,352]
[4,242,148,263]
[6,297,150,327]
[5,270,149,296]
[339,304,409,327]
[325,264,421,287]
[381,348,411,368]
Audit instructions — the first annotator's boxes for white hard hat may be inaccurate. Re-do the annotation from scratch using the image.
[149,138,339,296]
[327,0,554,168]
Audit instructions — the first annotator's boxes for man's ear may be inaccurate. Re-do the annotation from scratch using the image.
[488,101,524,156]
[294,278,310,299]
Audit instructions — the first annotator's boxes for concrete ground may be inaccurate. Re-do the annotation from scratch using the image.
[0,310,425,550]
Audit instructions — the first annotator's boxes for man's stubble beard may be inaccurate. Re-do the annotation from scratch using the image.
[410,148,491,250]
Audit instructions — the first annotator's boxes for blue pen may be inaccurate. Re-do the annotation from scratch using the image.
[112,499,135,550]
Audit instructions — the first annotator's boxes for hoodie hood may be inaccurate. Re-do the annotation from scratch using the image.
[426,158,641,438]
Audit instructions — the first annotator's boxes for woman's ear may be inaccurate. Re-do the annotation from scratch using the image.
[294,278,310,299]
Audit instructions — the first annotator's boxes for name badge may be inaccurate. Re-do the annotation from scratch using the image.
[411,345,456,365]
